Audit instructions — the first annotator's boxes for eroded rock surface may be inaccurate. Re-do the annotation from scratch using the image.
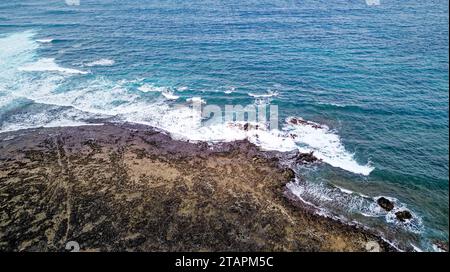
[0,123,392,252]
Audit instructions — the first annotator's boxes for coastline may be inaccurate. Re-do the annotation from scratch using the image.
[0,123,396,252]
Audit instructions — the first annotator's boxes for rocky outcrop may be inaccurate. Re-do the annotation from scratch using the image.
[395,210,413,222]
[377,197,394,212]
[295,151,319,164]
[288,117,323,129]
[0,123,394,252]
[433,241,449,252]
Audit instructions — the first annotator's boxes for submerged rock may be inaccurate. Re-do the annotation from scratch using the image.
[295,151,319,164]
[228,122,262,132]
[243,123,249,131]
[288,117,323,129]
[377,197,394,211]
[395,210,413,222]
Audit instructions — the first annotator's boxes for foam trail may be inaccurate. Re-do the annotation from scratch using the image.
[283,117,374,175]
[286,179,424,234]
[248,90,278,98]
[19,58,88,75]
[186,97,206,104]
[138,83,169,93]
[162,92,179,100]
[0,31,38,90]
[36,38,54,43]
[224,87,235,94]
[177,86,188,91]
[84,58,115,67]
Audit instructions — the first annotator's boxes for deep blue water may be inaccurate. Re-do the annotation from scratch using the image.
[0,0,448,251]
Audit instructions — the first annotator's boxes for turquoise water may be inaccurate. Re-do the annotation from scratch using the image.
[0,0,448,251]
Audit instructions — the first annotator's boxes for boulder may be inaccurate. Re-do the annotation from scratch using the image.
[377,197,394,211]
[288,117,323,129]
[295,151,319,164]
[395,210,412,222]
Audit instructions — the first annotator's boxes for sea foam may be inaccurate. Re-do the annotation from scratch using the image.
[84,58,115,67]
[19,58,88,75]
[36,38,54,44]
[1,31,373,178]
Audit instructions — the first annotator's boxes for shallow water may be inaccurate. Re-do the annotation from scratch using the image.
[0,0,448,251]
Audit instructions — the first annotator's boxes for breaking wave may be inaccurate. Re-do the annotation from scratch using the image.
[0,31,373,177]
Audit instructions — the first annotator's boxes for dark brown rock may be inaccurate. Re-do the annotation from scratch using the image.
[288,117,323,129]
[243,123,249,131]
[433,240,449,252]
[377,197,394,211]
[395,210,413,222]
[0,123,394,252]
[282,168,296,181]
[295,151,319,164]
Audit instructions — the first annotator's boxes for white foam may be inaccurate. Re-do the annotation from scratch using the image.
[186,97,206,104]
[0,31,37,62]
[286,180,424,234]
[137,83,169,93]
[0,31,38,90]
[432,244,446,252]
[411,244,423,252]
[0,95,15,108]
[0,105,100,133]
[84,58,115,67]
[36,38,54,44]
[283,117,374,175]
[224,87,235,94]
[19,58,88,75]
[177,86,188,91]
[385,206,423,234]
[137,83,180,99]
[318,102,348,108]
[1,31,373,178]
[248,90,278,98]
[333,185,355,194]
[162,92,179,100]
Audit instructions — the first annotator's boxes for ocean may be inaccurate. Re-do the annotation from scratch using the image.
[0,0,448,251]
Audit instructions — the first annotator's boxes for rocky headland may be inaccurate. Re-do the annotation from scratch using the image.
[0,123,395,252]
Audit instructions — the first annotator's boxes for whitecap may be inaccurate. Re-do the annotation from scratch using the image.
[176,86,188,91]
[19,58,88,75]
[162,92,179,100]
[224,87,235,94]
[137,83,169,93]
[186,97,206,104]
[248,90,278,98]
[84,58,115,67]
[332,184,355,195]
[284,117,374,176]
[36,38,54,44]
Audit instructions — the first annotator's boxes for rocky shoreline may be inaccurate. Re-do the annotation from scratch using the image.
[0,123,396,252]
